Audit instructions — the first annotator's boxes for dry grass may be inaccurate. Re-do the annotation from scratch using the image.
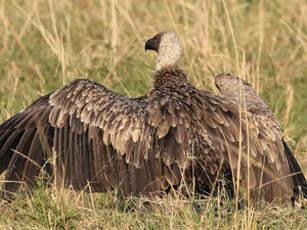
[0,0,307,229]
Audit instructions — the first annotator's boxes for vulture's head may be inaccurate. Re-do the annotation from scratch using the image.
[145,31,182,71]
[215,72,254,106]
[215,72,242,93]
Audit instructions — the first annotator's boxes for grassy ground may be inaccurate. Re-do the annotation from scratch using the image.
[0,0,306,229]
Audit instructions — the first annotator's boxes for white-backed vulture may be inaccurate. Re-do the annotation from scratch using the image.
[215,72,307,199]
[0,32,305,203]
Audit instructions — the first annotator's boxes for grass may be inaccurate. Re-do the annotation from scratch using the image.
[0,0,307,229]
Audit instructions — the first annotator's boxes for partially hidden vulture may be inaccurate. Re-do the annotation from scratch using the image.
[215,72,307,200]
[0,31,305,204]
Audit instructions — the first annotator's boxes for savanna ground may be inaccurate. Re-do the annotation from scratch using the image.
[0,0,307,229]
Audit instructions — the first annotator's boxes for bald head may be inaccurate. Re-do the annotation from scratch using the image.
[145,31,182,71]
[215,72,248,93]
[215,72,271,113]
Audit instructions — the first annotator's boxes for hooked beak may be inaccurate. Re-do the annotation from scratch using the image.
[145,37,159,52]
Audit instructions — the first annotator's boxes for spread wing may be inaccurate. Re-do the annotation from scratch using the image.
[48,79,160,194]
[242,95,306,200]
[35,79,201,195]
[1,79,204,198]
[214,72,305,201]
[202,91,295,203]
[0,80,168,197]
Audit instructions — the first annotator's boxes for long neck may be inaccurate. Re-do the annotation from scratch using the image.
[155,54,179,71]
[155,45,182,71]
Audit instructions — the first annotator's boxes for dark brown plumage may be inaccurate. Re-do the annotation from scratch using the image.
[0,32,304,204]
[215,72,307,201]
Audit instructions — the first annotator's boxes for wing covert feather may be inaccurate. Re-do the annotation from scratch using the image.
[49,79,152,168]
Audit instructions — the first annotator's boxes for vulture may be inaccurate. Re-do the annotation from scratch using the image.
[0,31,305,204]
[215,72,307,198]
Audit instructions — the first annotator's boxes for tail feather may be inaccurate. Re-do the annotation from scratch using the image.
[282,139,307,198]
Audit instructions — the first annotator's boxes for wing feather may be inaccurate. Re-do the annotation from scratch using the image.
[22,131,44,182]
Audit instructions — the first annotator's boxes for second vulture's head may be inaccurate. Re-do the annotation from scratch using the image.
[215,72,250,94]
[215,72,240,92]
[145,31,182,71]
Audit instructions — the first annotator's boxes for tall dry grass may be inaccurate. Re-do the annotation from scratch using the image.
[0,0,307,229]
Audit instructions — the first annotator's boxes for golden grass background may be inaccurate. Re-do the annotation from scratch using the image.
[0,0,306,229]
